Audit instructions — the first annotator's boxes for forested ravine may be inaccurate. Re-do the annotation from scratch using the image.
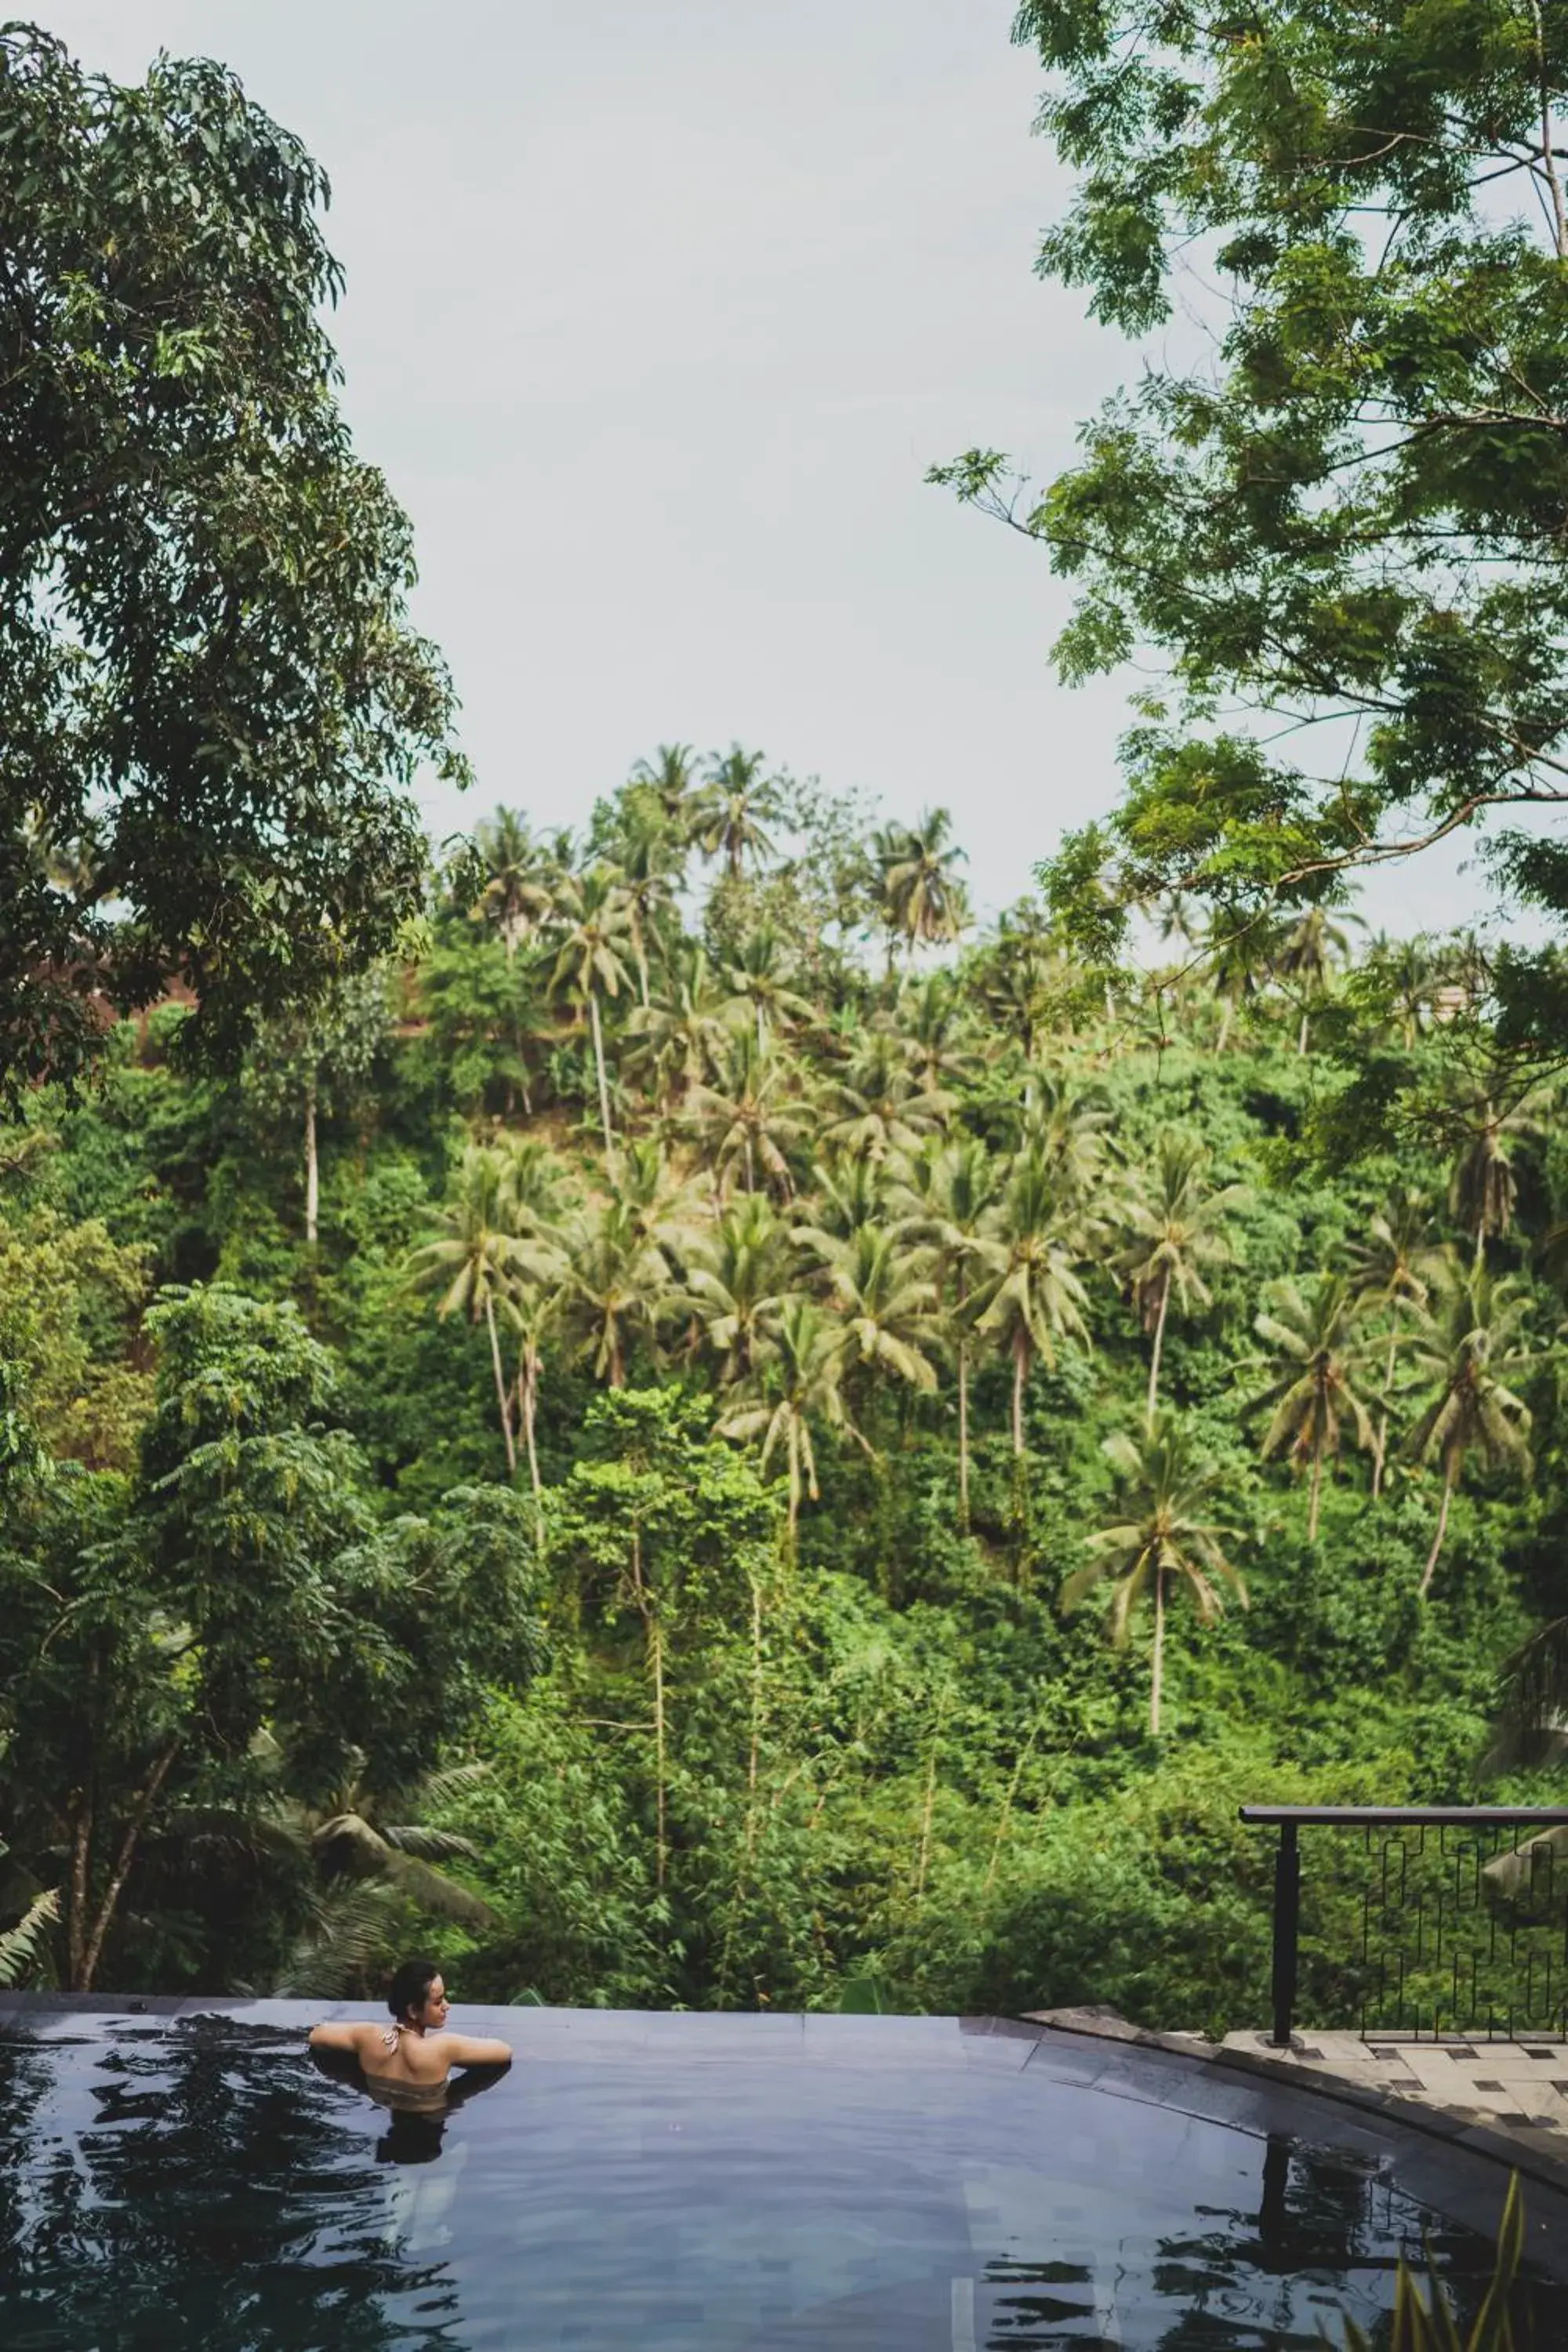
[2,771,1562,2033]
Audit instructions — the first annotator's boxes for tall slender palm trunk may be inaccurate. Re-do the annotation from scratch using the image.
[1150,1568,1166,1737]
[650,1620,667,1889]
[957,1338,971,1530]
[1308,1447,1323,1540]
[485,1294,517,1478]
[303,1072,319,1247]
[1421,1466,1456,1596]
[1372,1320,1399,1501]
[1011,1332,1029,1456]
[518,1342,543,1541]
[589,990,615,1162]
[1146,1279,1171,1428]
[629,1532,668,1889]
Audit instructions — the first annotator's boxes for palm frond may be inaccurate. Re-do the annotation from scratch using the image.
[0,1886,59,1988]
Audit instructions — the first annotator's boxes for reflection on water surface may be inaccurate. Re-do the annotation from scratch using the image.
[0,2009,1562,2350]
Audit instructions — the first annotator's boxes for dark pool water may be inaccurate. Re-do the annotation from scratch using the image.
[1,2006,1564,2350]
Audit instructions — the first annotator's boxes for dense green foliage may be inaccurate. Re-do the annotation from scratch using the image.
[2,760,1564,2028]
[933,0,1568,1069]
[0,26,465,1098]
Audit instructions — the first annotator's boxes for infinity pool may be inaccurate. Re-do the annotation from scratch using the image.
[2,2003,1565,2349]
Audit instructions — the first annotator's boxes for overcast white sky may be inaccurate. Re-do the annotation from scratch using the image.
[34,0,1492,931]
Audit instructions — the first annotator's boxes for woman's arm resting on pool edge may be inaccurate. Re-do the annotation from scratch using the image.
[442,2032,514,2067]
[307,2021,364,2052]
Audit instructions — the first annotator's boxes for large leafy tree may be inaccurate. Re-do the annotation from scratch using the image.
[938,0,1568,1052]
[0,1288,543,1990]
[1,29,466,1097]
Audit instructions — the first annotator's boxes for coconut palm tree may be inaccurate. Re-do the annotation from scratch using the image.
[470,808,560,961]
[797,1149,889,1245]
[1345,1188,1443,1497]
[873,807,970,963]
[899,970,981,1095]
[1403,1254,1535,1596]
[613,798,686,1006]
[1115,1136,1244,1426]
[971,1148,1092,1458]
[296,1758,496,1924]
[492,1138,572,1527]
[810,1222,939,1399]
[692,745,782,880]
[1274,903,1355,1054]
[1449,1096,1542,1267]
[1250,1275,1379,1538]
[1198,908,1283,1053]
[722,926,815,1056]
[548,867,636,1160]
[890,1136,1000,1529]
[685,1033,812,1197]
[1362,931,1441,1047]
[976,924,1064,1064]
[629,742,702,830]
[405,1145,531,1475]
[627,945,731,1111]
[270,1755,499,1996]
[717,1298,860,1550]
[822,1032,951,1163]
[1061,1417,1246,1736]
[503,1275,562,1538]
[557,1194,676,1388]
[681,1192,794,1384]
[1020,1071,1115,1221]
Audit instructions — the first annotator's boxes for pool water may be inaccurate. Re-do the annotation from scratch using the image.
[2,2005,1564,2350]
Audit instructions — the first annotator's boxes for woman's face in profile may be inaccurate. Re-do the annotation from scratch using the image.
[412,1975,452,2030]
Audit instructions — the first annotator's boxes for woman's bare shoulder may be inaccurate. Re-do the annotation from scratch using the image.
[437,2030,514,2068]
[307,2018,383,2053]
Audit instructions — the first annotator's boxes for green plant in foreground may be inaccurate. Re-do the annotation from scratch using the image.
[1336,2172,1523,2350]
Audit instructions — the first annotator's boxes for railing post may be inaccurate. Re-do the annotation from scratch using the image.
[1270,1821,1300,2048]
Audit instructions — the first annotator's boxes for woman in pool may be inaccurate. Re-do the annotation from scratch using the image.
[309,1958,513,2106]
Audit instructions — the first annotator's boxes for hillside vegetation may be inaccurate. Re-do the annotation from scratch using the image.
[2,760,1563,2029]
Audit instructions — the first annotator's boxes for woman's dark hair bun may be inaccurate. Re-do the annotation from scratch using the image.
[387,1958,441,2021]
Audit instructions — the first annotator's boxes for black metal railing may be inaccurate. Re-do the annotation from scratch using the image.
[1241,1806,1568,2048]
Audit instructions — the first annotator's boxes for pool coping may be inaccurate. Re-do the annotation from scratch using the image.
[1025,2005,1568,2198]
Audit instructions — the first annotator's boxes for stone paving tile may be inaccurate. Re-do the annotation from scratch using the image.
[1218,2030,1568,2162]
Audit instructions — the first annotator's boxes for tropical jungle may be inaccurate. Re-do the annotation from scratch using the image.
[3,760,1564,2034]
[6,11,1568,2051]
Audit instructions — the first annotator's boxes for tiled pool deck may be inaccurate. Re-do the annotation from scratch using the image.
[1032,2005,1568,2184]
